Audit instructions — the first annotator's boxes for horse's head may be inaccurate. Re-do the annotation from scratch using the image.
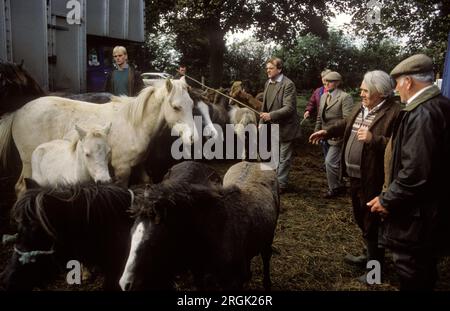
[119,182,221,290]
[75,123,112,184]
[0,62,46,115]
[119,184,177,290]
[158,77,198,145]
[0,187,59,290]
[229,81,243,98]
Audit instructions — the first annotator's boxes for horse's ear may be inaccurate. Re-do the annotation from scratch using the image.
[24,178,40,189]
[103,122,112,136]
[75,124,87,139]
[165,78,173,94]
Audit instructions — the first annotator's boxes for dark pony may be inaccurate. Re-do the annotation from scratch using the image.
[0,180,133,290]
[0,62,46,116]
[120,162,278,291]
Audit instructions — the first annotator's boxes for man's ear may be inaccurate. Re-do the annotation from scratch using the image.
[24,178,40,189]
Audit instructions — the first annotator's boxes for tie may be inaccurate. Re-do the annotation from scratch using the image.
[322,93,331,121]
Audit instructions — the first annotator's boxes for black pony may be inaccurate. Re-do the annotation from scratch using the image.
[0,180,133,290]
[120,162,279,291]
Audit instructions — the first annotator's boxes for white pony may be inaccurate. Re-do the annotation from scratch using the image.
[31,124,112,187]
[228,104,258,160]
[0,77,198,196]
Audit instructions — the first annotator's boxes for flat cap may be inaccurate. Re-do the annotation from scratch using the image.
[324,71,342,81]
[390,54,433,78]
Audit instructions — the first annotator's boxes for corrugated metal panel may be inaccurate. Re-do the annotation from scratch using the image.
[128,0,144,42]
[49,0,86,92]
[87,0,108,36]
[108,0,126,39]
[10,0,48,90]
[51,0,71,17]
[0,0,12,61]
[2,0,143,92]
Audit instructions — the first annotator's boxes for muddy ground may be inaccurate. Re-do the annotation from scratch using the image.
[1,136,449,291]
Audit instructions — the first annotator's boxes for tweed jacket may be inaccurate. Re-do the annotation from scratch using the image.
[315,88,355,145]
[261,75,302,142]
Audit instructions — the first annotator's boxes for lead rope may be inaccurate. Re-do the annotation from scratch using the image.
[14,246,55,265]
[183,74,261,115]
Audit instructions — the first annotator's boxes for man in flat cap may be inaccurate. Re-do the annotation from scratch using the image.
[368,54,450,290]
[314,71,355,198]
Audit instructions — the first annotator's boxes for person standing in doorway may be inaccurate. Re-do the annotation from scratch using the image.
[105,46,144,96]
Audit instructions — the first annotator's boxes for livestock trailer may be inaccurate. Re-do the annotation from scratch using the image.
[0,0,145,93]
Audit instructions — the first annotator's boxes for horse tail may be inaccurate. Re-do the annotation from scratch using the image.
[0,113,14,168]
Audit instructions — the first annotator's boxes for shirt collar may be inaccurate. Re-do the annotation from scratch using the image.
[406,85,434,106]
[328,89,337,97]
[269,74,284,84]
[362,99,385,119]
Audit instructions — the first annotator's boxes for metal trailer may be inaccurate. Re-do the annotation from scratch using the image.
[0,0,144,93]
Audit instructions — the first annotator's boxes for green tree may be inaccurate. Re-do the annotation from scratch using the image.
[223,37,275,91]
[144,0,333,87]
[145,31,181,73]
[274,31,405,91]
[347,0,450,71]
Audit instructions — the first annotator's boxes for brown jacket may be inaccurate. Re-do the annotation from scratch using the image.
[105,65,144,96]
[325,96,402,200]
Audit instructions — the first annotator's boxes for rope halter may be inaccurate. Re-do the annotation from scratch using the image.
[13,245,55,265]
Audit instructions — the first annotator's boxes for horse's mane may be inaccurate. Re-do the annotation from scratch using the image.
[129,181,240,220]
[121,86,157,126]
[12,183,132,238]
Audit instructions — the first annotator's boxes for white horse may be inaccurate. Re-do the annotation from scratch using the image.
[31,124,112,187]
[0,77,198,196]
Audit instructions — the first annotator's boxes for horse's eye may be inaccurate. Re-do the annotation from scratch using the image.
[85,152,91,157]
[173,105,181,111]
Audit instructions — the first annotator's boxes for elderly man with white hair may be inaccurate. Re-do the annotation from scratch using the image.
[310,70,402,283]
[367,54,450,290]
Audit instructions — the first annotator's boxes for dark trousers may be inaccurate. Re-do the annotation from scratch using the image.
[349,178,384,263]
[391,249,438,291]
[349,178,380,241]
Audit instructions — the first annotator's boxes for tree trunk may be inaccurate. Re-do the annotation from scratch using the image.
[207,19,225,88]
